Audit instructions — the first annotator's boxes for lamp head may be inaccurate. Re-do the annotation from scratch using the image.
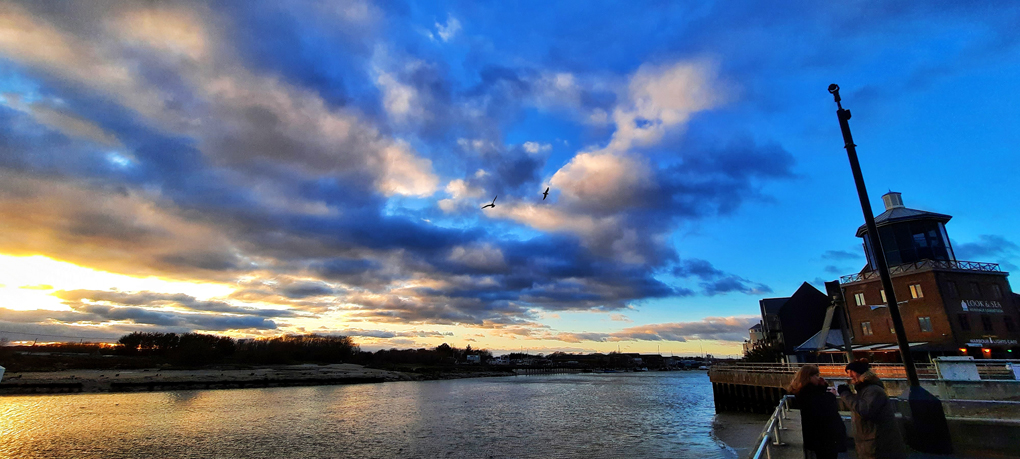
[828,84,842,105]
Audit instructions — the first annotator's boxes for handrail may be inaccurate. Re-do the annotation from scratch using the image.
[841,259,1002,284]
[748,394,794,459]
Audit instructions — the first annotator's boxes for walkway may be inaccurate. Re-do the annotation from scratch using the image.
[763,409,988,459]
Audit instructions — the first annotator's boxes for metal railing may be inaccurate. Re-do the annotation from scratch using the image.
[749,394,794,459]
[841,259,1002,284]
[713,361,1018,381]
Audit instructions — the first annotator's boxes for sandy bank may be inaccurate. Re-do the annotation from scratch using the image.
[0,364,504,395]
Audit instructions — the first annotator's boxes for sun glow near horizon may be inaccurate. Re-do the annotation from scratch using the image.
[0,253,235,311]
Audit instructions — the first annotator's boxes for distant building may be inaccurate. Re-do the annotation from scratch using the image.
[757,282,831,362]
[465,354,481,364]
[839,192,1020,359]
[743,322,764,354]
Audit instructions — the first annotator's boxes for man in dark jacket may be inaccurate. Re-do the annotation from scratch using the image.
[838,360,907,459]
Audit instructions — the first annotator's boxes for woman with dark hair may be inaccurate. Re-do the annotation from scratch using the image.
[788,365,848,459]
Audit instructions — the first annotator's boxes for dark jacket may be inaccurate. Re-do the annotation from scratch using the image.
[795,383,848,454]
[839,371,907,459]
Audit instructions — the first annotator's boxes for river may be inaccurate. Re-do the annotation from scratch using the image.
[0,371,742,458]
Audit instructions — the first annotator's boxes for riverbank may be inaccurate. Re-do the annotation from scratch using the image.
[0,363,514,395]
[712,411,771,458]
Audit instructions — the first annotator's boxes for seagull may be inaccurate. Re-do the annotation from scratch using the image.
[482,196,497,209]
[542,187,550,200]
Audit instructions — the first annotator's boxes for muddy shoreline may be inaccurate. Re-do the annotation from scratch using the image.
[0,364,515,395]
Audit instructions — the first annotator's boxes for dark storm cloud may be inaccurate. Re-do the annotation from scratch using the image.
[672,259,772,296]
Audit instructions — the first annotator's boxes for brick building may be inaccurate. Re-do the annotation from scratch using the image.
[839,192,1020,359]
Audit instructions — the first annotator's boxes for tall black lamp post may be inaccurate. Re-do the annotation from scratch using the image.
[828,84,952,454]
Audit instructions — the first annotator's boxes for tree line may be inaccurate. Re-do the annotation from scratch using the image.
[111,332,499,368]
[115,332,361,366]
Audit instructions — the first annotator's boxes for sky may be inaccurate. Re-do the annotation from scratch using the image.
[1,1,1019,357]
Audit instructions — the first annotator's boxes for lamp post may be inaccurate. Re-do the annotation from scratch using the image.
[828,84,952,454]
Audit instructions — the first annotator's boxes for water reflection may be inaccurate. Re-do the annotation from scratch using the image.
[0,372,735,458]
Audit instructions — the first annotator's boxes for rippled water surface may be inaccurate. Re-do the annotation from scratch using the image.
[0,371,734,458]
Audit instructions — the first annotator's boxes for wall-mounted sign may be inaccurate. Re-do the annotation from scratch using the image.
[961,300,1003,314]
[968,338,1018,346]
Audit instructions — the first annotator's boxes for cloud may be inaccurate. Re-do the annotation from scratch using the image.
[433,15,461,42]
[544,316,759,343]
[1,95,122,147]
[822,250,862,261]
[0,173,243,280]
[672,259,772,296]
[523,141,551,154]
[0,2,439,201]
[0,302,277,332]
[610,317,759,342]
[550,151,655,215]
[279,282,337,299]
[69,303,277,330]
[604,61,722,154]
[0,2,805,341]
[953,235,1020,271]
[53,290,297,318]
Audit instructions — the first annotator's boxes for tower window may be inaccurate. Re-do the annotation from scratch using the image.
[971,282,981,298]
[918,316,933,333]
[981,315,993,332]
[862,321,873,336]
[945,281,958,298]
[958,314,970,331]
[854,292,865,306]
[909,284,923,299]
[880,290,887,303]
[991,284,1003,299]
[1005,316,1017,332]
[887,319,895,334]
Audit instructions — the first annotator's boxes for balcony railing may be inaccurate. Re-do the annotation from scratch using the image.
[840,259,1002,284]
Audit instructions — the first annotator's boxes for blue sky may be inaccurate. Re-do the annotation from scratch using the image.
[0,1,1018,356]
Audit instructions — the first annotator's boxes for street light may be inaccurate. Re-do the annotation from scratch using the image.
[828,84,952,454]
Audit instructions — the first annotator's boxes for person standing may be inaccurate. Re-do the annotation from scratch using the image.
[838,360,907,459]
[787,365,848,459]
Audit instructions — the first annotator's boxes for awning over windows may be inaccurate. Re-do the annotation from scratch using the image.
[816,342,928,353]
[794,329,845,352]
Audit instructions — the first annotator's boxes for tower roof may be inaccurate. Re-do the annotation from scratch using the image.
[856,192,952,237]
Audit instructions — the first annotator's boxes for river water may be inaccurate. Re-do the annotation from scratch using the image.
[0,371,738,458]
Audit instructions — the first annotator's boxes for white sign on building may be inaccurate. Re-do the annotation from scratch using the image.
[961,300,1003,314]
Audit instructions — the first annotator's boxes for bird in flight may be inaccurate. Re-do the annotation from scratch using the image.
[482,196,497,209]
[542,187,550,200]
